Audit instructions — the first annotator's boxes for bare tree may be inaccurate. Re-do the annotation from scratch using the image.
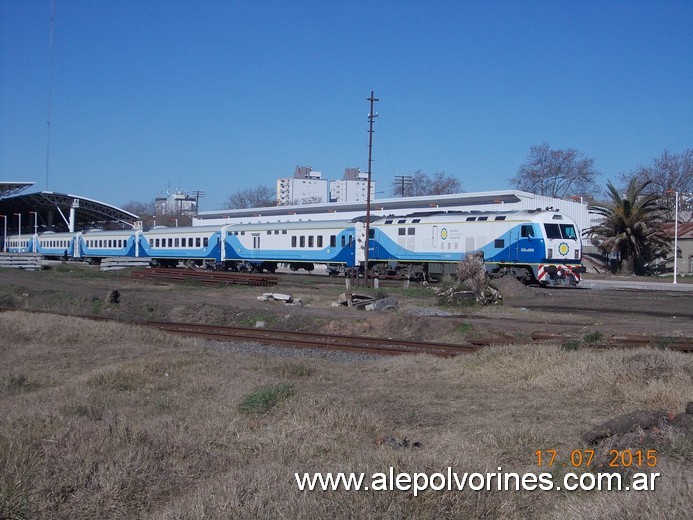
[391,170,462,197]
[122,200,155,217]
[289,196,325,205]
[510,143,600,199]
[618,149,692,221]
[225,186,276,209]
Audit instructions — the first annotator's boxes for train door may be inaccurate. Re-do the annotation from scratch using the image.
[134,230,141,257]
[354,222,366,266]
[73,233,81,259]
[251,234,260,259]
[367,227,377,259]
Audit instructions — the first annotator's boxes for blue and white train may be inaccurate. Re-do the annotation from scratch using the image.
[5,209,584,285]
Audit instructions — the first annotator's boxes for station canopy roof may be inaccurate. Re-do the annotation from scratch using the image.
[0,182,35,198]
[0,189,139,233]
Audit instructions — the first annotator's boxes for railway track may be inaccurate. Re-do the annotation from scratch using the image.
[139,320,479,357]
[1,308,690,355]
[129,267,278,286]
[0,308,478,357]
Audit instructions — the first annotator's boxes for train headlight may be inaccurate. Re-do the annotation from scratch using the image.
[547,248,553,259]
[575,249,580,259]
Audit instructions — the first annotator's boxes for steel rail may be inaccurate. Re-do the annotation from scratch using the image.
[0,308,475,357]
[137,320,479,356]
[129,268,279,286]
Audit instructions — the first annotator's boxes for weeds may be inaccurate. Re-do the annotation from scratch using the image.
[561,339,582,351]
[237,383,294,415]
[1,374,36,395]
[88,368,146,392]
[272,361,314,378]
[583,330,604,343]
[456,323,474,334]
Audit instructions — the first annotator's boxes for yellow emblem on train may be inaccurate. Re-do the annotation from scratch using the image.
[558,242,570,256]
[441,228,448,240]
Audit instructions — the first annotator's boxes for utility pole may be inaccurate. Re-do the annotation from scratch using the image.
[395,175,412,197]
[192,190,205,216]
[364,90,378,288]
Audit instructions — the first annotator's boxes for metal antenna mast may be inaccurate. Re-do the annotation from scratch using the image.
[45,0,56,190]
[364,90,378,287]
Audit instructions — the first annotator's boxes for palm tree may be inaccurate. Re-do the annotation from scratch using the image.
[587,179,670,275]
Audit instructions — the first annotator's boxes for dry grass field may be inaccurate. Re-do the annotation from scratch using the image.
[1,308,691,519]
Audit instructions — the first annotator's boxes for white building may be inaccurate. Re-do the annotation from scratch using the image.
[276,166,329,205]
[195,189,596,236]
[330,167,376,203]
[155,190,197,216]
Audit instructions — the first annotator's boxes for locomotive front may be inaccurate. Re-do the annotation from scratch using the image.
[534,213,584,286]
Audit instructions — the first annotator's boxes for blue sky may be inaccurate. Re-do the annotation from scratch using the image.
[1,0,691,211]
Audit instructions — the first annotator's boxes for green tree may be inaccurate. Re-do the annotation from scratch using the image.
[587,179,671,275]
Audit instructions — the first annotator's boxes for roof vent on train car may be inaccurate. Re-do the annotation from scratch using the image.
[552,215,563,220]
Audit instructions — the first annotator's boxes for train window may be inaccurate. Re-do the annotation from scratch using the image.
[308,236,314,247]
[196,237,200,247]
[412,219,421,223]
[349,235,353,246]
[267,230,272,235]
[341,235,346,247]
[521,225,534,238]
[408,228,415,235]
[398,219,406,224]
[330,235,336,247]
[174,238,179,247]
[495,239,504,248]
[291,236,297,247]
[300,236,305,247]
[167,238,172,247]
[274,230,279,235]
[282,230,287,234]
[478,216,488,221]
[317,235,323,248]
[203,237,209,247]
[241,231,245,235]
[398,228,406,235]
[368,229,375,239]
[560,224,577,240]
[385,219,393,224]
[466,217,476,221]
[495,216,506,221]
[544,224,561,239]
